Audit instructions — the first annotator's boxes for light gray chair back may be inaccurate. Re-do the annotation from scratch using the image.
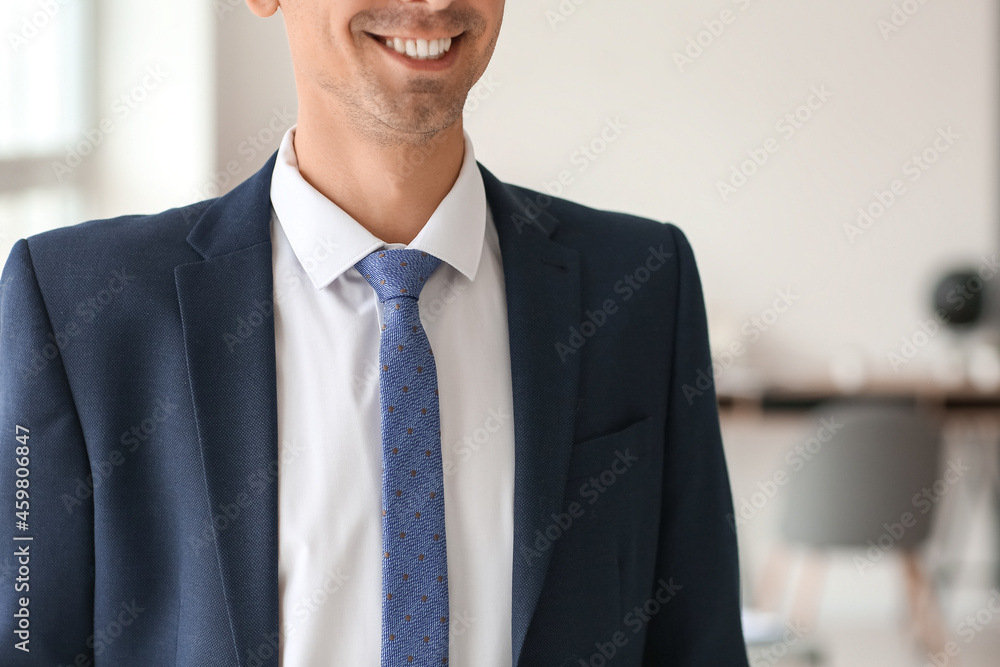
[781,400,943,549]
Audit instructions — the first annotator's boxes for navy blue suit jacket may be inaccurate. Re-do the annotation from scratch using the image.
[0,153,748,666]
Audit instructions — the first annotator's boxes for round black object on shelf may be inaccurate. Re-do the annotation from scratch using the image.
[933,270,985,327]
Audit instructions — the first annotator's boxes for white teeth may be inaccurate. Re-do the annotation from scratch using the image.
[382,35,453,60]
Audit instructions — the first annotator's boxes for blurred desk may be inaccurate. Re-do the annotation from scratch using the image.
[717,382,1000,414]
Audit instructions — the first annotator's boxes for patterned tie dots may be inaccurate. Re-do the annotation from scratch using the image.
[354,248,450,666]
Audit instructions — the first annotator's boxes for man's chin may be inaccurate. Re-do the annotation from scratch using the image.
[365,96,465,141]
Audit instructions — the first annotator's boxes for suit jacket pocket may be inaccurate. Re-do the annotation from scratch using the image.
[565,414,656,482]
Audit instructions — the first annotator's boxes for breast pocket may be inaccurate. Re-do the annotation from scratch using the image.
[565,414,656,482]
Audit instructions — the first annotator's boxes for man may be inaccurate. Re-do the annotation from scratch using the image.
[0,0,748,664]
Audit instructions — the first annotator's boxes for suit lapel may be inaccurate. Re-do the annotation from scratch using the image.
[175,153,280,666]
[478,164,582,666]
[172,152,582,667]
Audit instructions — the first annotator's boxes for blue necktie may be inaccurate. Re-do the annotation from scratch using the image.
[355,247,451,666]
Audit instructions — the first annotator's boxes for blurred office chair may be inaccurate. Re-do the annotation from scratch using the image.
[752,399,950,657]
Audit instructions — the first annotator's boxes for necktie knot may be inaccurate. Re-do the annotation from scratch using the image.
[355,248,442,302]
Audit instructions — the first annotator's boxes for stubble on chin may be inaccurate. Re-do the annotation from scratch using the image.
[320,63,472,149]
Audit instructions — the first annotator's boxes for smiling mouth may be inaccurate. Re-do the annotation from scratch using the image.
[365,31,463,60]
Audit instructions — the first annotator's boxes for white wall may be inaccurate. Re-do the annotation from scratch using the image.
[466,0,998,390]
[0,0,213,255]
[211,2,297,203]
[91,0,214,218]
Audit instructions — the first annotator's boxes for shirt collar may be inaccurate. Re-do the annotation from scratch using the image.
[270,124,487,290]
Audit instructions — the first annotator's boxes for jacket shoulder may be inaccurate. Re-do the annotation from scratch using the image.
[502,182,694,261]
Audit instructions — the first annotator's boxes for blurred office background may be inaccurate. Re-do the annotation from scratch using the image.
[2,1,997,664]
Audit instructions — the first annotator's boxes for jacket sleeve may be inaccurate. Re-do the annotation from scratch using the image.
[0,239,95,664]
[642,224,749,665]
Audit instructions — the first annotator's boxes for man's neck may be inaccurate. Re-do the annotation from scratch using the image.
[291,102,466,246]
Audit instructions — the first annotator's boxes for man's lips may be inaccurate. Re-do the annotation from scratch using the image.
[363,31,464,70]
[365,31,464,43]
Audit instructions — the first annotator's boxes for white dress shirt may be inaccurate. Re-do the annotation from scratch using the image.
[270,124,514,666]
